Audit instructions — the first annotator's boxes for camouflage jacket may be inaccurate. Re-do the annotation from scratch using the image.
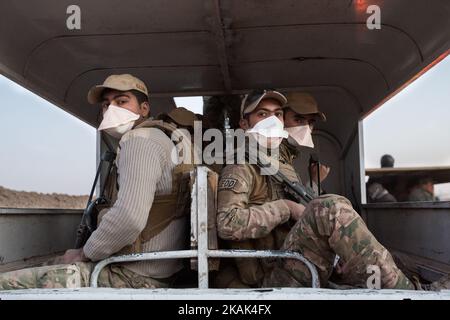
[216,157,301,286]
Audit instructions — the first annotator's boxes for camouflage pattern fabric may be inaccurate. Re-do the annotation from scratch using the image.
[216,162,298,286]
[212,261,251,289]
[427,274,450,291]
[216,159,416,289]
[215,143,450,290]
[263,194,415,289]
[217,163,292,242]
[0,262,172,290]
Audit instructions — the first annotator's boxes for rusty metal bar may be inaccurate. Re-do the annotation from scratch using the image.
[90,166,320,289]
[190,170,198,249]
[207,250,320,288]
[196,167,209,289]
[90,250,198,288]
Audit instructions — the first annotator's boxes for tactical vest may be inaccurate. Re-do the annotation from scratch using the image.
[227,158,302,287]
[97,119,194,255]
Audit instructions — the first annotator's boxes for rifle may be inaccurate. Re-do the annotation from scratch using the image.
[74,142,116,248]
[245,150,316,206]
[270,166,316,206]
[309,153,321,195]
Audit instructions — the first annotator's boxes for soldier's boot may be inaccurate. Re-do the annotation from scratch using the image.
[275,194,415,289]
[212,263,251,288]
[420,274,450,291]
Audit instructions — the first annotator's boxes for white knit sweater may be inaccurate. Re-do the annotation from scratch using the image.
[83,127,187,278]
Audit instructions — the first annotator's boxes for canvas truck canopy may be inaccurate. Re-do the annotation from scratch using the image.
[1,0,450,300]
[0,1,449,131]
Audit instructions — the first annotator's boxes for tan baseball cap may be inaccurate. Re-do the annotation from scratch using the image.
[87,74,148,104]
[241,90,287,118]
[285,92,326,121]
[158,107,200,127]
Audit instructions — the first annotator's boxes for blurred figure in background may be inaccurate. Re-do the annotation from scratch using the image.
[366,154,397,203]
[408,177,438,202]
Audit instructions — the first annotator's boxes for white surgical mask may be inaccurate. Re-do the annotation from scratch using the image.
[285,125,314,148]
[98,105,140,139]
[246,116,288,149]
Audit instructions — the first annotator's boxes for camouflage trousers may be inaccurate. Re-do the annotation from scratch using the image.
[263,194,415,290]
[0,262,173,290]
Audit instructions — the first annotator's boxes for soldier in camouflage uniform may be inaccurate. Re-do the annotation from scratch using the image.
[280,92,329,195]
[216,90,416,290]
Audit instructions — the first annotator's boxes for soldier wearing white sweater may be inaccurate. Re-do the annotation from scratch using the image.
[0,74,188,289]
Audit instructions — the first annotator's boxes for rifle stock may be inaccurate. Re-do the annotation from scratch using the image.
[74,149,116,248]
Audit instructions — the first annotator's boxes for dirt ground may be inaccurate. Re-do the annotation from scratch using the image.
[0,185,89,209]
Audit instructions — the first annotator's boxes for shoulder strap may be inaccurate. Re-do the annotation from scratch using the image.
[134,119,194,166]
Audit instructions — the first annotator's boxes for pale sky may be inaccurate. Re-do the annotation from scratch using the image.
[362,56,450,200]
[0,77,96,195]
[363,56,450,169]
[0,56,449,198]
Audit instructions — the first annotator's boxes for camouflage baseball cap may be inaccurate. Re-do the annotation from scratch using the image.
[87,74,148,104]
[241,90,287,118]
[285,92,326,121]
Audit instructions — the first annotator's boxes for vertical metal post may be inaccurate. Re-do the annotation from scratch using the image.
[196,167,209,288]
[358,120,367,205]
[190,171,198,250]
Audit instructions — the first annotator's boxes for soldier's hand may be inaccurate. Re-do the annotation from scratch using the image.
[283,200,306,221]
[381,263,399,288]
[58,248,89,264]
